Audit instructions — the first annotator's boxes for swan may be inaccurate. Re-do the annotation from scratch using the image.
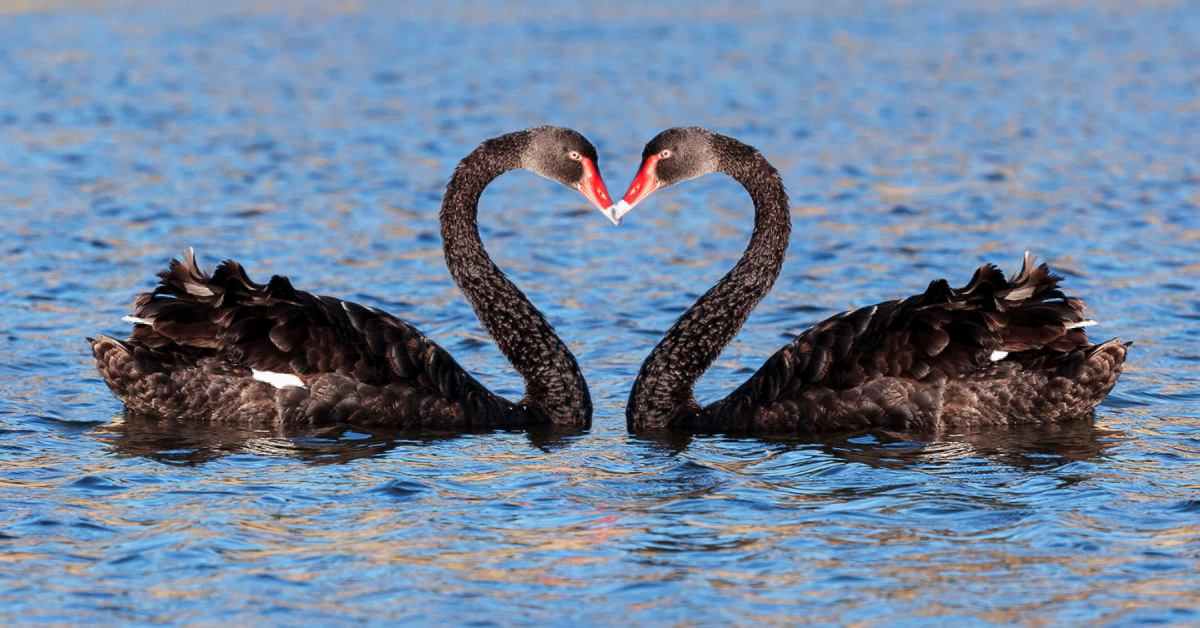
[91,127,613,428]
[611,127,1129,433]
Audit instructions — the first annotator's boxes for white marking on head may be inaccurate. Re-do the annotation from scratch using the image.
[122,316,155,325]
[252,369,306,389]
[990,350,1008,361]
[1065,319,1097,329]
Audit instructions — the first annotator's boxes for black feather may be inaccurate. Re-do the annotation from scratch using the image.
[625,128,1129,434]
[92,128,600,429]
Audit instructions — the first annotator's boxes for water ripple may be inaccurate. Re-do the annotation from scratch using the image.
[2,1,1200,626]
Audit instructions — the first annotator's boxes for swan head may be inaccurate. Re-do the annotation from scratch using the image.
[612,127,730,223]
[518,126,616,223]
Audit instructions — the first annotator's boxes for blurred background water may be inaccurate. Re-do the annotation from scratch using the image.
[1,1,1199,626]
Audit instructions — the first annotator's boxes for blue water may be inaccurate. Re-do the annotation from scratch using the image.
[2,2,1199,626]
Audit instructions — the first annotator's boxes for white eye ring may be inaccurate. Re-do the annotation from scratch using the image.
[569,151,582,161]
[659,149,672,159]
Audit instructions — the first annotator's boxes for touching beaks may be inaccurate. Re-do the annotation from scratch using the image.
[610,200,632,224]
[614,155,662,223]
[601,205,622,226]
[576,157,616,222]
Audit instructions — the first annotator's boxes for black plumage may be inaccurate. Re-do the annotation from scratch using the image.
[616,127,1130,434]
[91,127,613,428]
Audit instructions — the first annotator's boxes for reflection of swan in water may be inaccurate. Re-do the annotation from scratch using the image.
[630,420,1120,473]
[91,411,585,465]
[804,420,1121,472]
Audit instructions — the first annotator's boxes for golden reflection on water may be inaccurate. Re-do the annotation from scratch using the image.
[2,0,1200,625]
[0,405,1197,625]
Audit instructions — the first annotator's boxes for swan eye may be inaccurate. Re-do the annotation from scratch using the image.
[659,149,673,159]
[569,151,582,161]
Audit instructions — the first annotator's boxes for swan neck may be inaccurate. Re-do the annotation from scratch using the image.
[628,149,791,429]
[440,141,591,425]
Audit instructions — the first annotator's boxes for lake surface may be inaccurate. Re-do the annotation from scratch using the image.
[2,1,1199,626]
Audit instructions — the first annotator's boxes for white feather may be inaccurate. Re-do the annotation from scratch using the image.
[1004,287,1035,300]
[184,283,214,297]
[122,316,154,325]
[252,369,306,389]
[990,350,1008,361]
[1066,319,1097,329]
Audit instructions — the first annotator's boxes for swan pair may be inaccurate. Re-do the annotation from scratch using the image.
[91,126,1129,434]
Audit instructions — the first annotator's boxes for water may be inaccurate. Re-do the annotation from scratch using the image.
[2,1,1199,625]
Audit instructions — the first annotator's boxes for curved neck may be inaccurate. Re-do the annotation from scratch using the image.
[440,139,591,425]
[628,146,791,429]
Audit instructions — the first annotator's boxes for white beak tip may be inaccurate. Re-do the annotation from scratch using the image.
[611,199,634,222]
[601,206,622,226]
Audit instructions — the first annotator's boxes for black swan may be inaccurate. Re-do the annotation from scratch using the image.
[90,126,614,428]
[610,127,1130,433]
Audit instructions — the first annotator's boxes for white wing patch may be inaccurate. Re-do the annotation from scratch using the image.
[252,369,306,389]
[1066,319,1098,329]
[122,316,155,325]
[990,350,1009,361]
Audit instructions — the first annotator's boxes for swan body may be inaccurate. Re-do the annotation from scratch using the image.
[616,127,1129,434]
[91,127,613,428]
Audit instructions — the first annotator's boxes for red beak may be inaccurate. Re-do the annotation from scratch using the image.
[576,157,614,217]
[611,155,661,223]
